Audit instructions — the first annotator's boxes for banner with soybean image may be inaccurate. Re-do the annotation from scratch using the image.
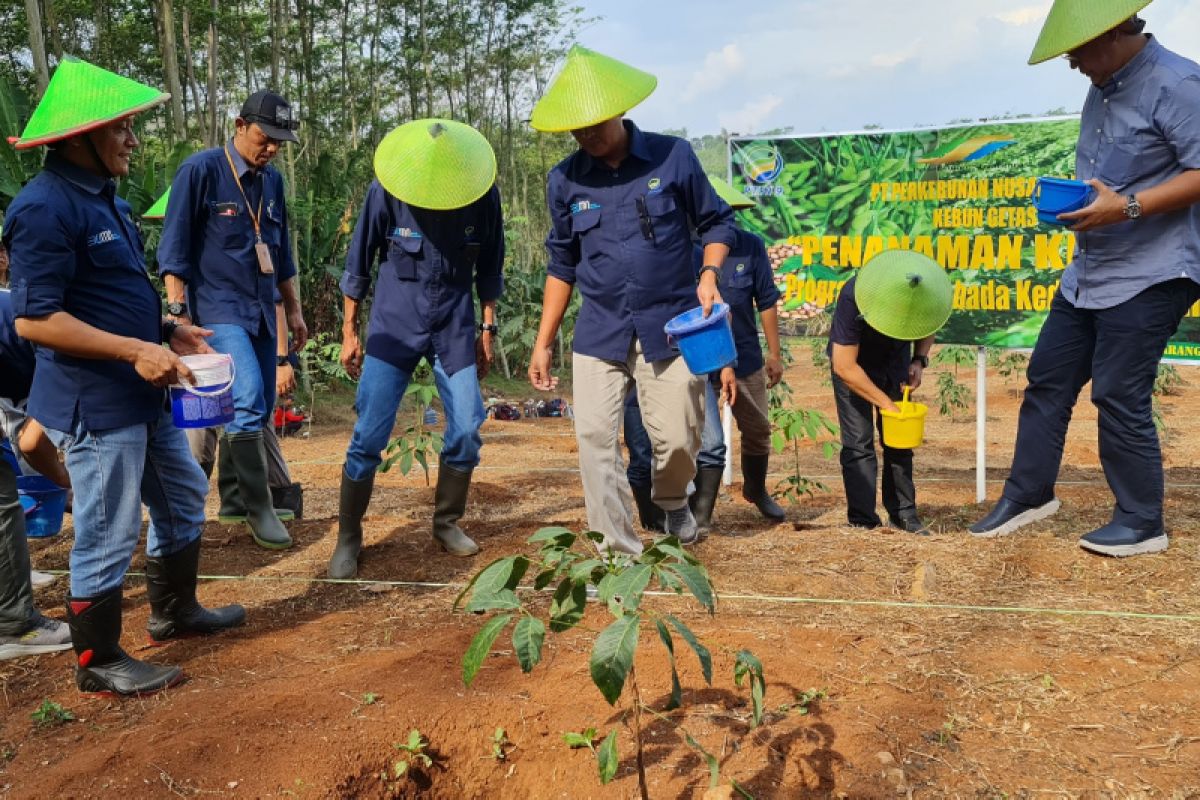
[728,117,1200,362]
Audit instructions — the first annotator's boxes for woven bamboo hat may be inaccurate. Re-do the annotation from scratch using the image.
[530,46,657,133]
[855,250,953,341]
[708,174,754,209]
[1028,0,1153,64]
[9,57,169,149]
[373,119,497,210]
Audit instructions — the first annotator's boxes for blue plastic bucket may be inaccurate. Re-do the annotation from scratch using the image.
[664,303,736,375]
[1032,177,1093,226]
[17,475,67,538]
[169,353,236,429]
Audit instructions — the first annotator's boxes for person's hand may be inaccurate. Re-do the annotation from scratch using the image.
[697,273,722,317]
[880,400,901,414]
[169,324,213,356]
[287,306,309,352]
[132,341,191,388]
[341,330,364,379]
[529,344,558,391]
[476,332,494,379]
[168,312,193,327]
[276,362,296,396]
[907,362,925,390]
[1059,179,1127,231]
[719,366,738,407]
[765,356,784,388]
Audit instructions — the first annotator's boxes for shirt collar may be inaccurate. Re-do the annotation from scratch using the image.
[44,151,112,196]
[225,138,255,178]
[1105,34,1159,90]
[579,119,652,174]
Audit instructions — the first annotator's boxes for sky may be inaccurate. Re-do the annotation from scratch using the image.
[570,0,1200,137]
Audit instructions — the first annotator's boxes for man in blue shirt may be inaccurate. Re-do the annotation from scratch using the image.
[527,46,736,553]
[0,288,73,661]
[6,59,244,695]
[328,119,504,577]
[971,5,1200,557]
[158,90,309,551]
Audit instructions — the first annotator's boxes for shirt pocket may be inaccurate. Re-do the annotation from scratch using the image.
[722,271,755,303]
[207,202,250,249]
[89,241,133,271]
[1099,135,1167,189]
[387,235,424,280]
[570,208,603,260]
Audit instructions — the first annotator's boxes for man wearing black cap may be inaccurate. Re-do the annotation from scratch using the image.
[158,91,309,551]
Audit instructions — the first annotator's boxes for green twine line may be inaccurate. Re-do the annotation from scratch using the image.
[38,570,1200,623]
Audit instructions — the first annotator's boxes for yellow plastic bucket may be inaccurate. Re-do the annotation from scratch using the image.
[880,386,927,449]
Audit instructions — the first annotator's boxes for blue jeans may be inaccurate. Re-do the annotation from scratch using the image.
[45,415,208,597]
[1003,279,1200,529]
[697,381,726,470]
[207,323,276,434]
[344,355,485,481]
[622,391,654,488]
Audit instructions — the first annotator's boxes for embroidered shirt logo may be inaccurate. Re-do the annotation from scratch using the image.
[391,227,422,238]
[647,177,661,191]
[464,226,476,236]
[569,200,601,215]
[736,263,746,273]
[87,229,121,247]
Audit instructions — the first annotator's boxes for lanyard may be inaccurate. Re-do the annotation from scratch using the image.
[223,145,264,243]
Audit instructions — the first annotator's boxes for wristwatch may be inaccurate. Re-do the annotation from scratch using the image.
[161,319,179,343]
[166,301,188,317]
[698,265,721,282]
[1124,194,1142,220]
[276,355,291,367]
[478,323,499,334]
[911,354,929,368]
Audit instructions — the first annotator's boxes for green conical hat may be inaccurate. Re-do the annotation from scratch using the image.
[1028,0,1153,64]
[373,119,497,211]
[855,250,953,341]
[530,45,657,133]
[143,187,170,220]
[708,174,754,209]
[10,57,169,149]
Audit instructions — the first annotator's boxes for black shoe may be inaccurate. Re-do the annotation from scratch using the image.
[433,464,479,556]
[145,538,246,643]
[1078,522,1168,557]
[688,467,723,536]
[329,470,374,578]
[630,484,665,533]
[226,431,293,549]
[968,496,1060,538]
[889,514,931,536]
[741,453,786,522]
[66,589,184,696]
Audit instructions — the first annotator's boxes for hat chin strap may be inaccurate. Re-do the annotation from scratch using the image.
[83,132,114,180]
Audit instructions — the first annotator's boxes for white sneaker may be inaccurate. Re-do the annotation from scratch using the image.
[0,614,73,660]
[30,570,58,589]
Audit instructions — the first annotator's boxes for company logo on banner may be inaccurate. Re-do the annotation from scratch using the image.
[737,145,785,197]
[918,135,1017,166]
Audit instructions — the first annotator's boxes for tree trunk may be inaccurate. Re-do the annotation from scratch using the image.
[24,0,50,95]
[43,0,63,61]
[270,0,281,89]
[181,6,205,141]
[207,0,219,146]
[157,0,187,142]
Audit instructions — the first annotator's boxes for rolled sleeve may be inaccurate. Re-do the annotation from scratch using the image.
[7,203,75,318]
[157,162,201,281]
[680,144,736,249]
[544,170,579,284]
[1160,76,1200,169]
[339,183,388,301]
[475,186,505,302]
[751,237,780,311]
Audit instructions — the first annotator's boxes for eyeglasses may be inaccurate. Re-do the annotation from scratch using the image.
[635,195,656,245]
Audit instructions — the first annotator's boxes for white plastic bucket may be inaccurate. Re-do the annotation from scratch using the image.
[170,353,236,429]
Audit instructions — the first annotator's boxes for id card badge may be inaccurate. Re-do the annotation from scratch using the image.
[254,239,275,275]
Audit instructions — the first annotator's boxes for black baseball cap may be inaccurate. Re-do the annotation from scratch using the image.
[239,90,300,143]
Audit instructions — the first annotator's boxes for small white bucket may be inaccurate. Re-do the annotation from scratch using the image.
[170,353,236,429]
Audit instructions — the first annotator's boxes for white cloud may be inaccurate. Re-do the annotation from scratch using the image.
[717,94,782,135]
[993,4,1053,27]
[683,43,746,101]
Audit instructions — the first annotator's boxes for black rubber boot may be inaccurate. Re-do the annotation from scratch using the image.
[433,464,479,556]
[741,453,786,522]
[271,482,304,520]
[217,436,294,523]
[630,484,666,533]
[689,467,724,535]
[66,589,183,696]
[329,471,374,578]
[145,538,246,643]
[226,431,293,550]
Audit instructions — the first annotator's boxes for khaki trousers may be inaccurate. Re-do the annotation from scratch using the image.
[573,339,703,554]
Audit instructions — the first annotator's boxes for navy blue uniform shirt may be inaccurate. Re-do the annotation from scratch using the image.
[545,120,736,363]
[340,180,504,376]
[693,229,780,378]
[0,289,35,403]
[4,153,164,431]
[157,140,297,337]
[828,277,911,389]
